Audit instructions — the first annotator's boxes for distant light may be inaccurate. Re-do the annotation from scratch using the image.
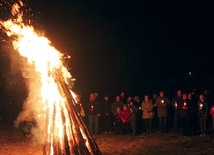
[188,72,192,77]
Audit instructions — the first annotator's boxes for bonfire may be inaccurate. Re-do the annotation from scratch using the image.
[0,1,101,155]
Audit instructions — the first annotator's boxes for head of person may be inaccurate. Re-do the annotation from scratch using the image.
[120,91,125,98]
[153,93,157,99]
[89,93,95,102]
[94,92,98,98]
[177,90,182,97]
[144,95,149,102]
[182,93,187,100]
[75,94,81,102]
[199,94,205,102]
[104,94,109,101]
[188,93,192,100]
[159,91,165,98]
[122,104,128,111]
[134,96,140,102]
[116,95,120,102]
[127,96,132,103]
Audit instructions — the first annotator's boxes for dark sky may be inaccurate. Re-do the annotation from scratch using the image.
[1,0,214,102]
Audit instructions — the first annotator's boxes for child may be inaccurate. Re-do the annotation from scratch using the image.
[119,105,130,135]
[210,105,214,130]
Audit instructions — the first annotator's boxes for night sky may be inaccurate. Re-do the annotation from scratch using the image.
[1,0,214,117]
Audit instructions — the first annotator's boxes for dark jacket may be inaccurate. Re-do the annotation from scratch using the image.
[86,101,101,116]
[172,96,183,114]
[180,99,189,117]
[198,100,208,118]
[102,99,112,115]
[111,101,124,114]
[129,105,138,120]
[156,97,170,117]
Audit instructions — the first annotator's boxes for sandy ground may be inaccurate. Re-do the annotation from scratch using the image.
[0,126,214,155]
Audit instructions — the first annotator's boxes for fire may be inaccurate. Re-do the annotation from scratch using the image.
[1,1,101,155]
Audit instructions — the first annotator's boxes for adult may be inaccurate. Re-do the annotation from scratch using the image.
[198,94,208,136]
[141,95,154,134]
[86,93,101,135]
[102,94,113,134]
[172,89,183,132]
[156,91,170,133]
[129,100,138,136]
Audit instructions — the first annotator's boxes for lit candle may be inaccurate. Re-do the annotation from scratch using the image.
[184,102,187,106]
[175,102,177,108]
[161,100,164,103]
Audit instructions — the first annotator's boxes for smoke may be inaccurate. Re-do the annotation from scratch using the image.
[12,56,46,144]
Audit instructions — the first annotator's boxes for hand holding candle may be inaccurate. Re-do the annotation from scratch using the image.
[90,105,94,111]
[161,100,165,106]
[174,102,177,109]
[183,102,187,109]
[199,103,203,110]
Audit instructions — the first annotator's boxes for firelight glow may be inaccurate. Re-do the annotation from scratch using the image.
[0,1,95,155]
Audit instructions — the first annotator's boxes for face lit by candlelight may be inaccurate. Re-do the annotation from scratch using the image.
[182,93,187,100]
[177,90,182,97]
[199,94,205,102]
[144,95,149,102]
[90,93,95,102]
[116,96,120,102]
[159,91,164,98]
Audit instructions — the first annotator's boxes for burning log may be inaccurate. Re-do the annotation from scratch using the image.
[43,71,102,155]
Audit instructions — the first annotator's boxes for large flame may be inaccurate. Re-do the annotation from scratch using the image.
[1,1,99,155]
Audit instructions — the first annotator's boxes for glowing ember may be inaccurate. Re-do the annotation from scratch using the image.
[1,1,101,155]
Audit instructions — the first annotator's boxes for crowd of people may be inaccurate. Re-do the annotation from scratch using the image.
[75,90,214,137]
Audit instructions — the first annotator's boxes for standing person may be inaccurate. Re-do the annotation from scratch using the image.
[210,104,214,130]
[111,96,124,115]
[172,90,183,132]
[76,94,87,125]
[129,100,138,136]
[141,95,154,134]
[180,93,190,137]
[111,96,124,134]
[114,107,122,135]
[102,94,112,134]
[119,104,130,135]
[198,94,208,136]
[134,96,143,134]
[156,91,170,133]
[151,93,158,129]
[86,93,101,135]
[188,93,198,136]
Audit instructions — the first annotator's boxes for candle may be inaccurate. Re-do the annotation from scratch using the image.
[91,105,94,110]
[161,100,164,103]
[184,102,187,106]
[175,102,177,108]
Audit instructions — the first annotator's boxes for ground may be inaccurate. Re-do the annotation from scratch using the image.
[0,125,213,155]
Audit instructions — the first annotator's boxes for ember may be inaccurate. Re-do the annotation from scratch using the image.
[0,1,101,155]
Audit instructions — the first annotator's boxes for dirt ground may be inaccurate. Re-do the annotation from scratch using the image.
[0,125,214,155]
